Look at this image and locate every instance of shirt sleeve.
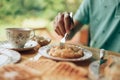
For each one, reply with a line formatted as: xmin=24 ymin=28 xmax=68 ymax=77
xmin=74 ymin=0 xmax=90 ymax=24
xmin=67 ymin=0 xmax=90 ymax=40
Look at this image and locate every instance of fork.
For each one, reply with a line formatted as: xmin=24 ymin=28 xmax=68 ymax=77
xmin=100 ymin=49 xmax=106 ymax=65
xmin=60 ymin=33 xmax=68 ymax=46
xmin=60 ymin=12 xmax=73 ymax=46
xmin=100 ymin=49 xmax=105 ymax=59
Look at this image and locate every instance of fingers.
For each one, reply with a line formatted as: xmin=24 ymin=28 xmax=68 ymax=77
xmin=54 ymin=13 xmax=65 ymax=36
xmin=64 ymin=12 xmax=71 ymax=33
xmin=54 ymin=12 xmax=65 ymax=36
xmin=53 ymin=12 xmax=74 ymax=36
xmin=57 ymin=13 xmax=66 ymax=36
xmin=54 ymin=14 xmax=60 ymax=35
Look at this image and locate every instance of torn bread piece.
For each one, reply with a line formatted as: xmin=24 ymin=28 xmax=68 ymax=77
xmin=42 ymin=62 xmax=88 ymax=80
xmin=0 ymin=64 xmax=41 ymax=80
xmin=22 ymin=59 xmax=57 ymax=74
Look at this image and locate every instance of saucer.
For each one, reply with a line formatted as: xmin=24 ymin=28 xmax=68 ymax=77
xmin=0 ymin=40 xmax=38 ymax=51
xmin=0 ymin=48 xmax=21 ymax=66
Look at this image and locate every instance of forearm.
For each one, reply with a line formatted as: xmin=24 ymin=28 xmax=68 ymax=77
xmin=67 ymin=19 xmax=83 ymax=40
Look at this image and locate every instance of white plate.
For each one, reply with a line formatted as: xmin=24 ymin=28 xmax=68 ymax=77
xmin=0 ymin=40 xmax=38 ymax=51
xmin=38 ymin=44 xmax=93 ymax=61
xmin=0 ymin=48 xmax=21 ymax=66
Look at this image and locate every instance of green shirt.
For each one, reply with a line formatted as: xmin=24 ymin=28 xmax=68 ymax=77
xmin=73 ymin=0 xmax=120 ymax=53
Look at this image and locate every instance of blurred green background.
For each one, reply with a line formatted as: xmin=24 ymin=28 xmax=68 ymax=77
xmin=0 ymin=0 xmax=82 ymax=41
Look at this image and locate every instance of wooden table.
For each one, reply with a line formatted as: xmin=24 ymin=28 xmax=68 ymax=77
xmin=18 ymin=41 xmax=120 ymax=80
xmin=19 ymin=41 xmax=120 ymax=68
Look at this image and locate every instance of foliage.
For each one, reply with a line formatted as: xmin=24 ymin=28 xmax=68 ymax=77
xmin=0 ymin=0 xmax=82 ymax=41
xmin=0 ymin=0 xmax=82 ymax=21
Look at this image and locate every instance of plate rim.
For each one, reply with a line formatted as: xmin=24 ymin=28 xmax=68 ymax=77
xmin=0 ymin=40 xmax=38 ymax=51
xmin=38 ymin=44 xmax=93 ymax=61
xmin=0 ymin=48 xmax=21 ymax=66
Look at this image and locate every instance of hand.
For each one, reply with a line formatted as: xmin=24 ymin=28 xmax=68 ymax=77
xmin=53 ymin=12 xmax=74 ymax=37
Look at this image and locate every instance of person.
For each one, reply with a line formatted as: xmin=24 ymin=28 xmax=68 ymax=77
xmin=53 ymin=0 xmax=120 ymax=53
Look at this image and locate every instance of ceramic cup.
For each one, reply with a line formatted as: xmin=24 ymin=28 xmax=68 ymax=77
xmin=6 ymin=28 xmax=34 ymax=48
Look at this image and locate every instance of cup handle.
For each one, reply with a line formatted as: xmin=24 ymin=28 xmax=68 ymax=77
xmin=30 ymin=29 xmax=35 ymax=39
